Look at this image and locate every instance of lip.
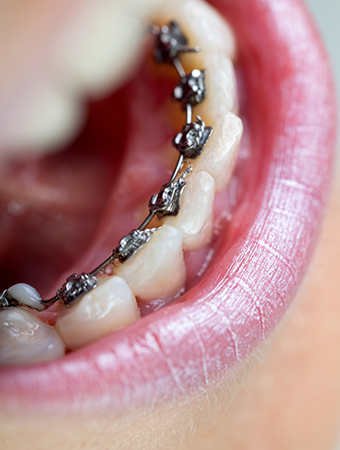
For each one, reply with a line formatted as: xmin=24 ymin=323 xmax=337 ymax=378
xmin=0 ymin=0 xmax=336 ymax=414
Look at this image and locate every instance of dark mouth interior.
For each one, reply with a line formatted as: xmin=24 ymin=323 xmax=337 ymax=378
xmin=0 ymin=47 xmax=252 ymax=304
xmin=0 ymin=85 xmax=130 ymax=296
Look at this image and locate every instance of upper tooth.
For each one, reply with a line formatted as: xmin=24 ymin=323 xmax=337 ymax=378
xmin=52 ymin=2 xmax=142 ymax=97
xmin=0 ymin=0 xmax=167 ymax=156
xmin=52 ymin=0 xmax=169 ymax=97
xmin=116 ymin=224 xmax=185 ymax=302
xmin=56 ymin=275 xmax=139 ymax=351
xmin=0 ymin=83 xmax=83 ymax=157
xmin=165 ymin=171 xmax=215 ymax=250
xmin=0 ymin=308 xmax=65 ymax=365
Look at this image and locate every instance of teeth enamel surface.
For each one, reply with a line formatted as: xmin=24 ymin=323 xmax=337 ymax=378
xmin=7 ymin=283 xmax=44 ymax=311
xmin=202 ymin=51 xmax=238 ymax=115
xmin=53 ymin=0 xmax=168 ymax=97
xmin=56 ymin=276 xmax=139 ymax=351
xmin=158 ymin=0 xmax=242 ymax=191
xmin=0 ymin=308 xmax=65 ymax=365
xmin=21 ymin=86 xmax=84 ymax=153
xmin=191 ymin=113 xmax=243 ymax=191
xmin=116 ymin=225 xmax=185 ymax=302
xmin=165 ymin=171 xmax=215 ymax=250
xmin=0 ymin=84 xmax=84 ymax=156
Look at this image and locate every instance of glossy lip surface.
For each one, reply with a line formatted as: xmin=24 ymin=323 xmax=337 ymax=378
xmin=0 ymin=0 xmax=336 ymax=414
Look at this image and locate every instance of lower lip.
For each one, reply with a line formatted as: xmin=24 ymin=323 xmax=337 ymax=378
xmin=0 ymin=0 xmax=336 ymax=414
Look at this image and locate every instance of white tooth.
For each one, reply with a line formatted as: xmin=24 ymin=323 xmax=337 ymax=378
xmin=191 ymin=112 xmax=243 ymax=192
xmin=0 ymin=0 xmax=167 ymax=155
xmin=53 ymin=0 xmax=167 ymax=96
xmin=116 ymin=225 xmax=185 ymax=302
xmin=165 ymin=171 xmax=215 ymax=250
xmin=0 ymin=84 xmax=83 ymax=157
xmin=159 ymin=0 xmax=242 ymax=190
xmin=158 ymin=0 xmax=236 ymax=59
xmin=7 ymin=283 xmax=44 ymax=311
xmin=0 ymin=308 xmax=65 ymax=365
xmin=202 ymin=51 xmax=238 ymax=115
xmin=56 ymin=276 xmax=139 ymax=351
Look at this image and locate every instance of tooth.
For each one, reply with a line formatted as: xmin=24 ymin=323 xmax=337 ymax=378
xmin=53 ymin=0 xmax=167 ymax=96
xmin=165 ymin=171 xmax=215 ymax=250
xmin=56 ymin=275 xmax=139 ymax=351
xmin=0 ymin=84 xmax=83 ymax=157
xmin=201 ymin=51 xmax=238 ymax=115
xmin=0 ymin=308 xmax=65 ymax=365
xmin=191 ymin=113 xmax=243 ymax=191
xmin=7 ymin=283 xmax=44 ymax=311
xmin=158 ymin=0 xmax=242 ymax=191
xmin=116 ymin=225 xmax=185 ymax=302
xmin=0 ymin=0 xmax=168 ymax=155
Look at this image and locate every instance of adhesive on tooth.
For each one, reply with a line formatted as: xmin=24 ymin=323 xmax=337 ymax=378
xmin=56 ymin=273 xmax=98 ymax=307
xmin=173 ymin=116 xmax=212 ymax=159
xmin=114 ymin=229 xmax=158 ymax=263
xmin=173 ymin=69 xmax=206 ymax=108
xmin=149 ymin=167 xmax=192 ymax=218
xmin=152 ymin=20 xmax=200 ymax=63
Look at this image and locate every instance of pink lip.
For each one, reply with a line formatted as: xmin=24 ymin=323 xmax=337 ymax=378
xmin=0 ymin=0 xmax=336 ymax=413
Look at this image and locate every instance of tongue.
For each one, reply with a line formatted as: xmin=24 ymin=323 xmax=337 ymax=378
xmin=0 ymin=55 xmax=179 ymax=298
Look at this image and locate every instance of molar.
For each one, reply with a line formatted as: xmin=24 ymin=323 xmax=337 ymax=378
xmin=116 ymin=225 xmax=185 ymax=302
xmin=165 ymin=171 xmax=215 ymax=250
xmin=0 ymin=308 xmax=65 ymax=365
xmin=56 ymin=275 xmax=139 ymax=350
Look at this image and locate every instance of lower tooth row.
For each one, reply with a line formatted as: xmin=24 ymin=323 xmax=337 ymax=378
xmin=0 ymin=1 xmax=242 ymax=365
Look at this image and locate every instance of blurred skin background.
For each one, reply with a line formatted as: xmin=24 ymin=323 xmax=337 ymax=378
xmin=304 ymin=2 xmax=340 ymax=448
xmin=0 ymin=0 xmax=339 ymax=449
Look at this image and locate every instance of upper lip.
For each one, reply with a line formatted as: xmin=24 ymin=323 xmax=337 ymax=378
xmin=0 ymin=0 xmax=336 ymax=413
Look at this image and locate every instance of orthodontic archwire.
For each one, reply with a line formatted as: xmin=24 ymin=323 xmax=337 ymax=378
xmin=0 ymin=20 xmax=213 ymax=313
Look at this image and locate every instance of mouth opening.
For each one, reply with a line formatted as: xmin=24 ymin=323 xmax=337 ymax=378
xmin=0 ymin=0 xmax=336 ymax=415
xmin=0 ymin=85 xmax=129 ymax=296
xmin=0 ymin=36 xmax=248 ymax=308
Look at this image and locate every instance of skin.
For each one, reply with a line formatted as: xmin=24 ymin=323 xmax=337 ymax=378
xmin=0 ymin=0 xmax=339 ymax=449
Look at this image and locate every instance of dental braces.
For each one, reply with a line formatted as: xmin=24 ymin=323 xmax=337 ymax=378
xmin=0 ymin=20 xmax=212 ymax=312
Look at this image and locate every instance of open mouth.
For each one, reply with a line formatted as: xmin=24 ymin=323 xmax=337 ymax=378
xmin=0 ymin=0 xmax=336 ymax=420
